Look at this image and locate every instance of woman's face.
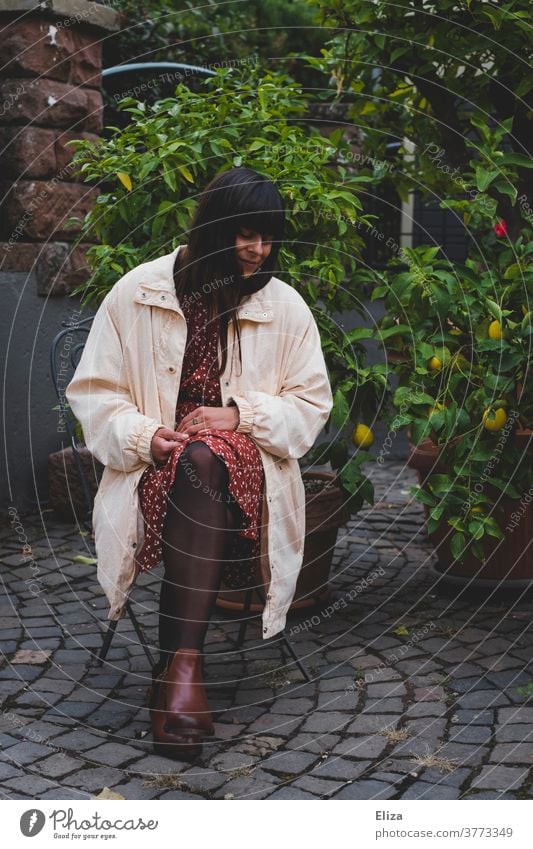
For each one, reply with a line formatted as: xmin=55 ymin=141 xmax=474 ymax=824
xmin=235 ymin=226 xmax=273 ymax=277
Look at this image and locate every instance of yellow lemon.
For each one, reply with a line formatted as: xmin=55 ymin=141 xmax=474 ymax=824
xmin=428 ymin=356 xmax=442 ymax=371
xmin=449 ymin=328 xmax=462 ymax=336
xmin=353 ymin=424 xmax=374 ymax=448
xmin=117 ymin=171 xmax=133 ymax=191
xmin=428 ymin=403 xmax=445 ymax=417
xmin=482 ymin=407 xmax=507 ymax=431
xmin=488 ymin=319 xmax=502 ymax=340
xmin=469 ymin=506 xmax=483 ymax=516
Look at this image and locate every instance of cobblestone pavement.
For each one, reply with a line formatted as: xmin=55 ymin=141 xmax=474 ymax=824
xmin=1 ymin=460 xmax=533 ymax=801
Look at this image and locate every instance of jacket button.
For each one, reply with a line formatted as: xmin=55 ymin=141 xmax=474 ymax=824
xmin=141 ymin=293 xmax=146 ymax=298
xmin=225 ymin=380 xmax=229 ymax=386
xmin=161 ymin=295 xmax=166 ymax=300
xmin=168 ymin=366 xmax=176 ymax=373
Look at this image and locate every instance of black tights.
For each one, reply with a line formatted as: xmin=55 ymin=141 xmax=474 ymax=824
xmin=158 ymin=442 xmax=241 ymax=668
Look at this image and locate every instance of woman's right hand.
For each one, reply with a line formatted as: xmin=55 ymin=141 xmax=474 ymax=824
xmin=150 ymin=426 xmax=189 ymax=465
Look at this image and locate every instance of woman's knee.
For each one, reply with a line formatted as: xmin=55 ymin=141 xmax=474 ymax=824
xmin=176 ymin=441 xmax=227 ymax=489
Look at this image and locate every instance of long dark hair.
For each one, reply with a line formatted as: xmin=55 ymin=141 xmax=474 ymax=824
xmin=174 ymin=166 xmax=285 ymax=377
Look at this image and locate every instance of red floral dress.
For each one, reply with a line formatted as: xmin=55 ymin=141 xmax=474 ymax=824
xmin=136 ymin=292 xmax=265 ymax=577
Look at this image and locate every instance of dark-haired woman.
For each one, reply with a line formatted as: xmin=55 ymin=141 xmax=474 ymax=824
xmin=66 ymin=167 xmax=333 ymax=760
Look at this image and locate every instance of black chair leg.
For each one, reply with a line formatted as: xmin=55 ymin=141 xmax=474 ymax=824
xmin=237 ymin=588 xmax=254 ymax=647
xmin=95 ymin=604 xmax=155 ymax=668
xmin=126 ymin=600 xmax=156 ymax=667
xmin=280 ymin=632 xmax=312 ymax=682
xmin=95 ymin=619 xmax=118 ymax=667
xmin=253 ymin=586 xmax=312 ymax=682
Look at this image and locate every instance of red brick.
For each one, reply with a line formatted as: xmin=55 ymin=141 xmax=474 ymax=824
xmin=0 ymin=18 xmax=102 ymax=88
xmin=0 ymin=126 xmax=56 ymax=178
xmin=0 ymin=240 xmax=93 ymax=295
xmin=0 ymin=127 xmax=98 ymax=179
xmin=0 ymin=179 xmax=98 ymax=240
xmin=55 ymin=130 xmax=99 ymax=176
xmin=0 ymin=240 xmax=41 ymax=270
xmin=36 ymin=241 xmax=93 ymax=296
xmin=0 ymin=78 xmax=103 ymax=132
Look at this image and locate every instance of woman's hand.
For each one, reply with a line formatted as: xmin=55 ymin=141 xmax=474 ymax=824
xmin=179 ymin=405 xmax=240 ymax=436
xmin=150 ymin=426 xmax=189 ymax=465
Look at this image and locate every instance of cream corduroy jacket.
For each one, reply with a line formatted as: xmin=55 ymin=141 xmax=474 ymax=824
xmin=66 ymin=247 xmax=333 ymax=638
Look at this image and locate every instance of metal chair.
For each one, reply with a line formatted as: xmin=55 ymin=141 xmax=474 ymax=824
xmin=50 ymin=317 xmax=157 ymax=667
xmin=50 ymin=318 xmax=311 ymax=681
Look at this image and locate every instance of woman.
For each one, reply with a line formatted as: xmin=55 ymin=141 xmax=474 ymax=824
xmin=66 ymin=166 xmax=333 ymax=760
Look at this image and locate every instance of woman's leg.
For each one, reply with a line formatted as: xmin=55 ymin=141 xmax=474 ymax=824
xmin=158 ymin=441 xmax=241 ymax=667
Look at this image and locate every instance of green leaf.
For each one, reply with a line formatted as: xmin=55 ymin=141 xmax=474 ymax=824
xmin=450 ymin=533 xmax=466 ymax=561
xmin=331 ymin=388 xmax=350 ymax=429
xmin=430 ymin=505 xmax=445 ymax=522
xmin=411 ymin=418 xmax=432 ymax=445
xmin=486 ymin=299 xmax=502 ymax=321
xmin=378 ymin=324 xmax=411 ymax=340
xmin=412 ymin=486 xmax=436 ymax=507
xmin=73 ymin=555 xmax=98 ymax=565
xmin=491 ymin=180 xmax=518 ymax=202
xmin=474 ymin=167 xmax=499 ymax=192
xmin=177 ymin=164 xmax=194 ymax=183
xmin=499 ymin=154 xmax=533 ymax=169
xmin=346 ymin=327 xmax=374 ymax=343
xmin=468 ymin=520 xmax=485 ymax=540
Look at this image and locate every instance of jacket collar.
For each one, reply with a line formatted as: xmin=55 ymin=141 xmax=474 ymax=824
xmin=133 ymin=246 xmax=274 ymax=322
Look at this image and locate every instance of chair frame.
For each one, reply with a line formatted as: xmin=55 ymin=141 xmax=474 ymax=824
xmin=50 ymin=318 xmax=311 ymax=682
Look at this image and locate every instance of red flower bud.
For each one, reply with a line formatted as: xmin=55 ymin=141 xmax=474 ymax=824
xmin=494 ymin=219 xmax=507 ymax=237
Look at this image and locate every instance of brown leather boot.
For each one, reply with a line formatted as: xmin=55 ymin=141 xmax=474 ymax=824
xmin=150 ymin=649 xmax=213 ymax=760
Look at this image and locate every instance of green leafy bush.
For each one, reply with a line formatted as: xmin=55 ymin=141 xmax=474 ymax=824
xmin=309 ymin=0 xmax=533 ymax=563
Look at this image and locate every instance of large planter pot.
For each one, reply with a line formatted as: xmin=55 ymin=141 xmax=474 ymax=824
xmin=48 ymin=446 xmax=104 ymax=523
xmin=407 ymin=429 xmax=533 ymax=585
xmin=216 ymin=470 xmax=352 ymax=612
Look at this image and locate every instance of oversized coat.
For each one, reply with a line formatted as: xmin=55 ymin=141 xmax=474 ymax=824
xmin=65 ymin=246 xmax=333 ymax=638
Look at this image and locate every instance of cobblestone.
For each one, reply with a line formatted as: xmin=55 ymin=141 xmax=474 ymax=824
xmin=1 ymin=742 xmax=55 ymax=764
xmin=471 ymin=765 xmax=528 ymax=791
xmin=67 ymin=767 xmax=126 ymax=791
xmin=401 ymin=781 xmax=460 ymax=799
xmin=266 ymin=786 xmax=316 ymax=799
xmin=490 ymin=743 xmax=533 ymax=765
xmin=285 ymin=733 xmax=341 ymax=754
xmin=262 ymin=751 xmax=318 ymax=774
xmin=293 ymin=774 xmax=344 ymax=797
xmin=4 ymin=775 xmax=56 ymax=795
xmin=82 ymin=742 xmax=145 ymax=767
xmin=311 ymin=757 xmax=370 ymax=781
xmin=2 ymin=459 xmax=533 ymax=799
xmin=301 ymin=711 xmax=352 ymax=733
xmin=333 ymin=735 xmax=389 ymax=759
xmin=333 ymin=779 xmax=396 ymax=799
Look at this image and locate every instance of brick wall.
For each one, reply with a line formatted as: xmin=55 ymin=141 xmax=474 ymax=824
xmin=0 ymin=0 xmax=119 ymax=294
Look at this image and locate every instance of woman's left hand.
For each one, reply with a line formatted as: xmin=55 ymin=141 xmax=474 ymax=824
xmin=179 ymin=405 xmax=240 ymax=435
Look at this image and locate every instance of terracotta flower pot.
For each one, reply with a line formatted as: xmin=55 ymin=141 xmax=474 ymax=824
xmin=216 ymin=470 xmax=352 ymax=612
xmin=407 ymin=429 xmax=533 ymax=585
